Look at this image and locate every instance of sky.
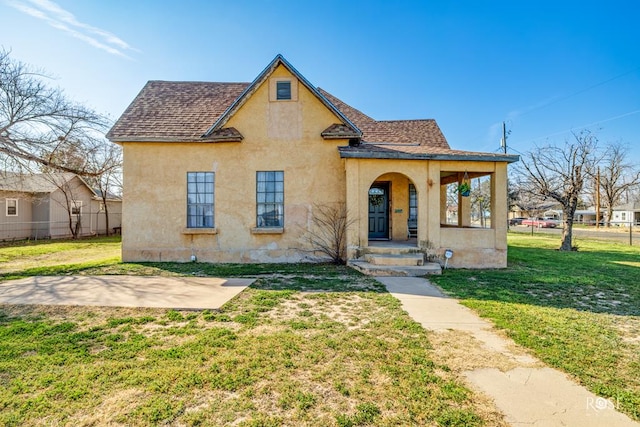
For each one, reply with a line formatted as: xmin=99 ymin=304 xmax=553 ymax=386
xmin=1 ymin=0 xmax=639 ymax=162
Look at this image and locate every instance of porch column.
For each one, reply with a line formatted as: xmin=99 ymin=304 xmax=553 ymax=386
xmin=415 ymin=166 xmax=429 ymax=246
xmin=493 ymin=163 xmax=508 ymax=250
xmin=344 ymin=158 xmax=362 ymax=260
xmin=427 ymin=161 xmax=441 ymax=248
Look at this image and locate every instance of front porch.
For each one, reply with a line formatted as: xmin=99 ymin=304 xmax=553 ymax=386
xmin=343 ymin=156 xmax=513 ymax=269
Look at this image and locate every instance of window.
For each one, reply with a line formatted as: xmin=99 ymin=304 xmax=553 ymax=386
xmin=621 ymin=212 xmax=627 ymax=221
xmin=276 ymin=81 xmax=291 ymax=100
xmin=257 ymin=171 xmax=284 ymax=227
xmin=408 ymin=184 xmax=417 ymax=221
xmin=71 ymin=200 xmax=82 ymax=215
xmin=6 ymin=198 xmax=17 ymax=216
xmin=187 ymin=172 xmax=214 ymax=228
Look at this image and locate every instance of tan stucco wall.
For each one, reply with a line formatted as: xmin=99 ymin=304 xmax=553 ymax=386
xmin=121 ymin=64 xmax=348 ymax=262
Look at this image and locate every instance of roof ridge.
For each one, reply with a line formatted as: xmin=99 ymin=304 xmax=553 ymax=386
xmin=147 ymin=80 xmax=250 ymax=85
xmin=375 ymin=118 xmax=436 ymax=123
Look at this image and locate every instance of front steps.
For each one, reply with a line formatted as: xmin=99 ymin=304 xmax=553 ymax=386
xmin=348 ymin=244 xmax=442 ymax=276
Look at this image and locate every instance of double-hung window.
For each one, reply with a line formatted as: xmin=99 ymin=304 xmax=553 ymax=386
xmin=187 ymin=172 xmax=214 ymax=228
xmin=6 ymin=199 xmax=17 ymax=216
xmin=256 ymin=171 xmax=284 ymax=227
xmin=71 ymin=200 xmax=82 ymax=215
xmin=408 ymin=184 xmax=417 ymax=222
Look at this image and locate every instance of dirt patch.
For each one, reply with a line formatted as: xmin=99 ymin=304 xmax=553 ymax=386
xmin=74 ymin=388 xmax=148 ymax=426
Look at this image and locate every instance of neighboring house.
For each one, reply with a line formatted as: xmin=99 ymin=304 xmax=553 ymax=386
xmin=0 ymin=172 xmax=122 ymax=240
xmin=107 ymin=55 xmax=518 ymax=268
xmin=611 ymin=202 xmax=640 ymax=226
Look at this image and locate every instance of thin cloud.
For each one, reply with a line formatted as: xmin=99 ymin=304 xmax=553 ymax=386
xmin=6 ymin=0 xmax=138 ymax=58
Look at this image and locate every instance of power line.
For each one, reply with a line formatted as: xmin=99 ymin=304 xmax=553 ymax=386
xmin=508 ymin=109 xmax=640 ymax=147
xmin=513 ymin=66 xmax=640 ymax=119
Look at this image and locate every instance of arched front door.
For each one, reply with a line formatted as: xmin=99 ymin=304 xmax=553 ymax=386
xmin=368 ymin=183 xmax=389 ymax=239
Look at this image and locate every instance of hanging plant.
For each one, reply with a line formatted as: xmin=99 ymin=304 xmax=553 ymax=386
xmin=456 ymin=172 xmax=471 ymax=197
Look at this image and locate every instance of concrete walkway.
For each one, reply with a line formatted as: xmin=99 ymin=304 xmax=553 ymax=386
xmin=0 ymin=276 xmax=253 ymax=309
xmin=378 ymin=276 xmax=638 ymax=427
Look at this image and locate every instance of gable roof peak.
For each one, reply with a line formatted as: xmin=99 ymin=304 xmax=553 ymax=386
xmin=202 ymin=54 xmax=361 ymax=138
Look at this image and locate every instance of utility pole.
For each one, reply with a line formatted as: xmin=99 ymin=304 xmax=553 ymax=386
xmin=501 ymin=121 xmax=507 ymax=154
xmin=595 ymin=167 xmax=600 ymax=229
xmin=503 ymin=121 xmax=509 ymax=229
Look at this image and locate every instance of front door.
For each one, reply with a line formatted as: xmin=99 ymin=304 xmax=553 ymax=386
xmin=368 ymin=183 xmax=389 ymax=239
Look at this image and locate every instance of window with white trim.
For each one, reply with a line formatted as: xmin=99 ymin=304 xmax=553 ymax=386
xmin=71 ymin=200 xmax=83 ymax=215
xmin=187 ymin=172 xmax=215 ymax=228
xmin=6 ymin=198 xmax=17 ymax=216
xmin=256 ymin=171 xmax=284 ymax=227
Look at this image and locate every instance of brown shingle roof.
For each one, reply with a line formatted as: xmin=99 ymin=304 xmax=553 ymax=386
xmin=107 ymin=81 xmax=249 ymax=142
xmin=318 ymin=89 xmax=451 ymax=150
xmin=105 ymin=62 xmax=517 ymax=164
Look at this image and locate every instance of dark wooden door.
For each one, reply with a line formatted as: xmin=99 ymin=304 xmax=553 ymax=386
xmin=368 ymin=183 xmax=389 ymax=239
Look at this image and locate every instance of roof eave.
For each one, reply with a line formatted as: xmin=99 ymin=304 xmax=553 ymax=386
xmin=338 ymin=149 xmax=520 ymax=163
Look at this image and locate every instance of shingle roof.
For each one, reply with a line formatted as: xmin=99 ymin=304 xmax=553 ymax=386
xmin=107 ymin=81 xmax=249 ymax=142
xmin=106 ymin=56 xmax=518 ymax=163
xmin=0 ymin=172 xmax=85 ymax=193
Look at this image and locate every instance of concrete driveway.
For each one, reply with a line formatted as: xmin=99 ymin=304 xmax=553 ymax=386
xmin=0 ymin=275 xmax=253 ymax=309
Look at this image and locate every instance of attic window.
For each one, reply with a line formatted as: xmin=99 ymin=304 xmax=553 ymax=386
xmin=276 ymin=81 xmax=291 ymax=100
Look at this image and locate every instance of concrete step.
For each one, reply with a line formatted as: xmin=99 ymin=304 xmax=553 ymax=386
xmin=362 ymin=245 xmax=421 ymax=255
xmin=348 ymin=260 xmax=442 ymax=276
xmin=364 ymin=253 xmax=424 ymax=266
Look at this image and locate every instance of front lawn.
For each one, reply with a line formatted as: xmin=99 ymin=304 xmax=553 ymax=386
xmin=432 ymin=234 xmax=640 ymax=421
xmin=0 ymin=265 xmax=495 ymax=426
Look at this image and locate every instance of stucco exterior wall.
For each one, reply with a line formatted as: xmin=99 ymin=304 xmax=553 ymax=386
xmin=121 ymin=65 xmax=348 ymax=262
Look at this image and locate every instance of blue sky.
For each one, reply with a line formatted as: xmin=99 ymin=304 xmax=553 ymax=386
xmin=1 ymin=0 xmax=639 ymax=161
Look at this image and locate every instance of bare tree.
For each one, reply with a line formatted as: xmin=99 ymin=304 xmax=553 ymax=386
xmin=517 ymin=130 xmax=599 ymax=251
xmin=40 ymin=173 xmax=86 ymax=239
xmin=595 ymin=142 xmax=640 ymax=226
xmin=84 ymin=142 xmax=122 ymax=235
xmin=0 ymin=49 xmax=109 ymax=174
xmin=307 ymin=203 xmax=355 ymax=264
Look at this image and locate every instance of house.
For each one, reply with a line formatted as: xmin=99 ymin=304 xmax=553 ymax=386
xmin=0 ymin=172 xmax=122 ymax=240
xmin=611 ymin=202 xmax=640 ymax=226
xmin=107 ymin=55 xmax=518 ymax=268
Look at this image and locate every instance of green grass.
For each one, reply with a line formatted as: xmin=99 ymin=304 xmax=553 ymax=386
xmin=0 ymin=257 xmax=487 ymax=426
xmin=0 ymin=236 xmax=122 ymax=279
xmin=432 ymin=233 xmax=640 ymax=421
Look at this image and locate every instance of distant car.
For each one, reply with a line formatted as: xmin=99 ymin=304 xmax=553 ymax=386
xmin=509 ymin=217 xmax=527 ymax=226
xmin=522 ymin=217 xmax=558 ymax=228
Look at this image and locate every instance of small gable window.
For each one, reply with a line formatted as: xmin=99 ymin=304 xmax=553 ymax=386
xmin=276 ymin=81 xmax=291 ymax=100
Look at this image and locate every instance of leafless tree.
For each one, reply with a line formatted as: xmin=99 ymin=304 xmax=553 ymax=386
xmin=593 ymin=142 xmax=640 ymax=226
xmin=0 ymin=49 xmax=109 ymax=174
xmin=307 ymin=203 xmax=355 ymax=264
xmin=517 ymin=130 xmax=599 ymax=251
xmin=40 ymin=173 xmax=86 ymax=239
xmin=84 ymin=142 xmax=122 ymax=235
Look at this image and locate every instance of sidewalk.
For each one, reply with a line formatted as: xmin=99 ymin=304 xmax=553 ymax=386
xmin=377 ymin=276 xmax=638 ymax=427
xmin=0 ymin=275 xmax=253 ymax=309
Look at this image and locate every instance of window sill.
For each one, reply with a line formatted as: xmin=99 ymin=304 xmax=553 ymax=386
xmin=251 ymin=227 xmax=284 ymax=235
xmin=182 ymin=228 xmax=218 ymax=235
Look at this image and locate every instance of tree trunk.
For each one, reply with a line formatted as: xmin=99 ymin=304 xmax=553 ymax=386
xmin=560 ymin=216 xmax=574 ymax=250
xmin=606 ymin=206 xmax=613 ymax=227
